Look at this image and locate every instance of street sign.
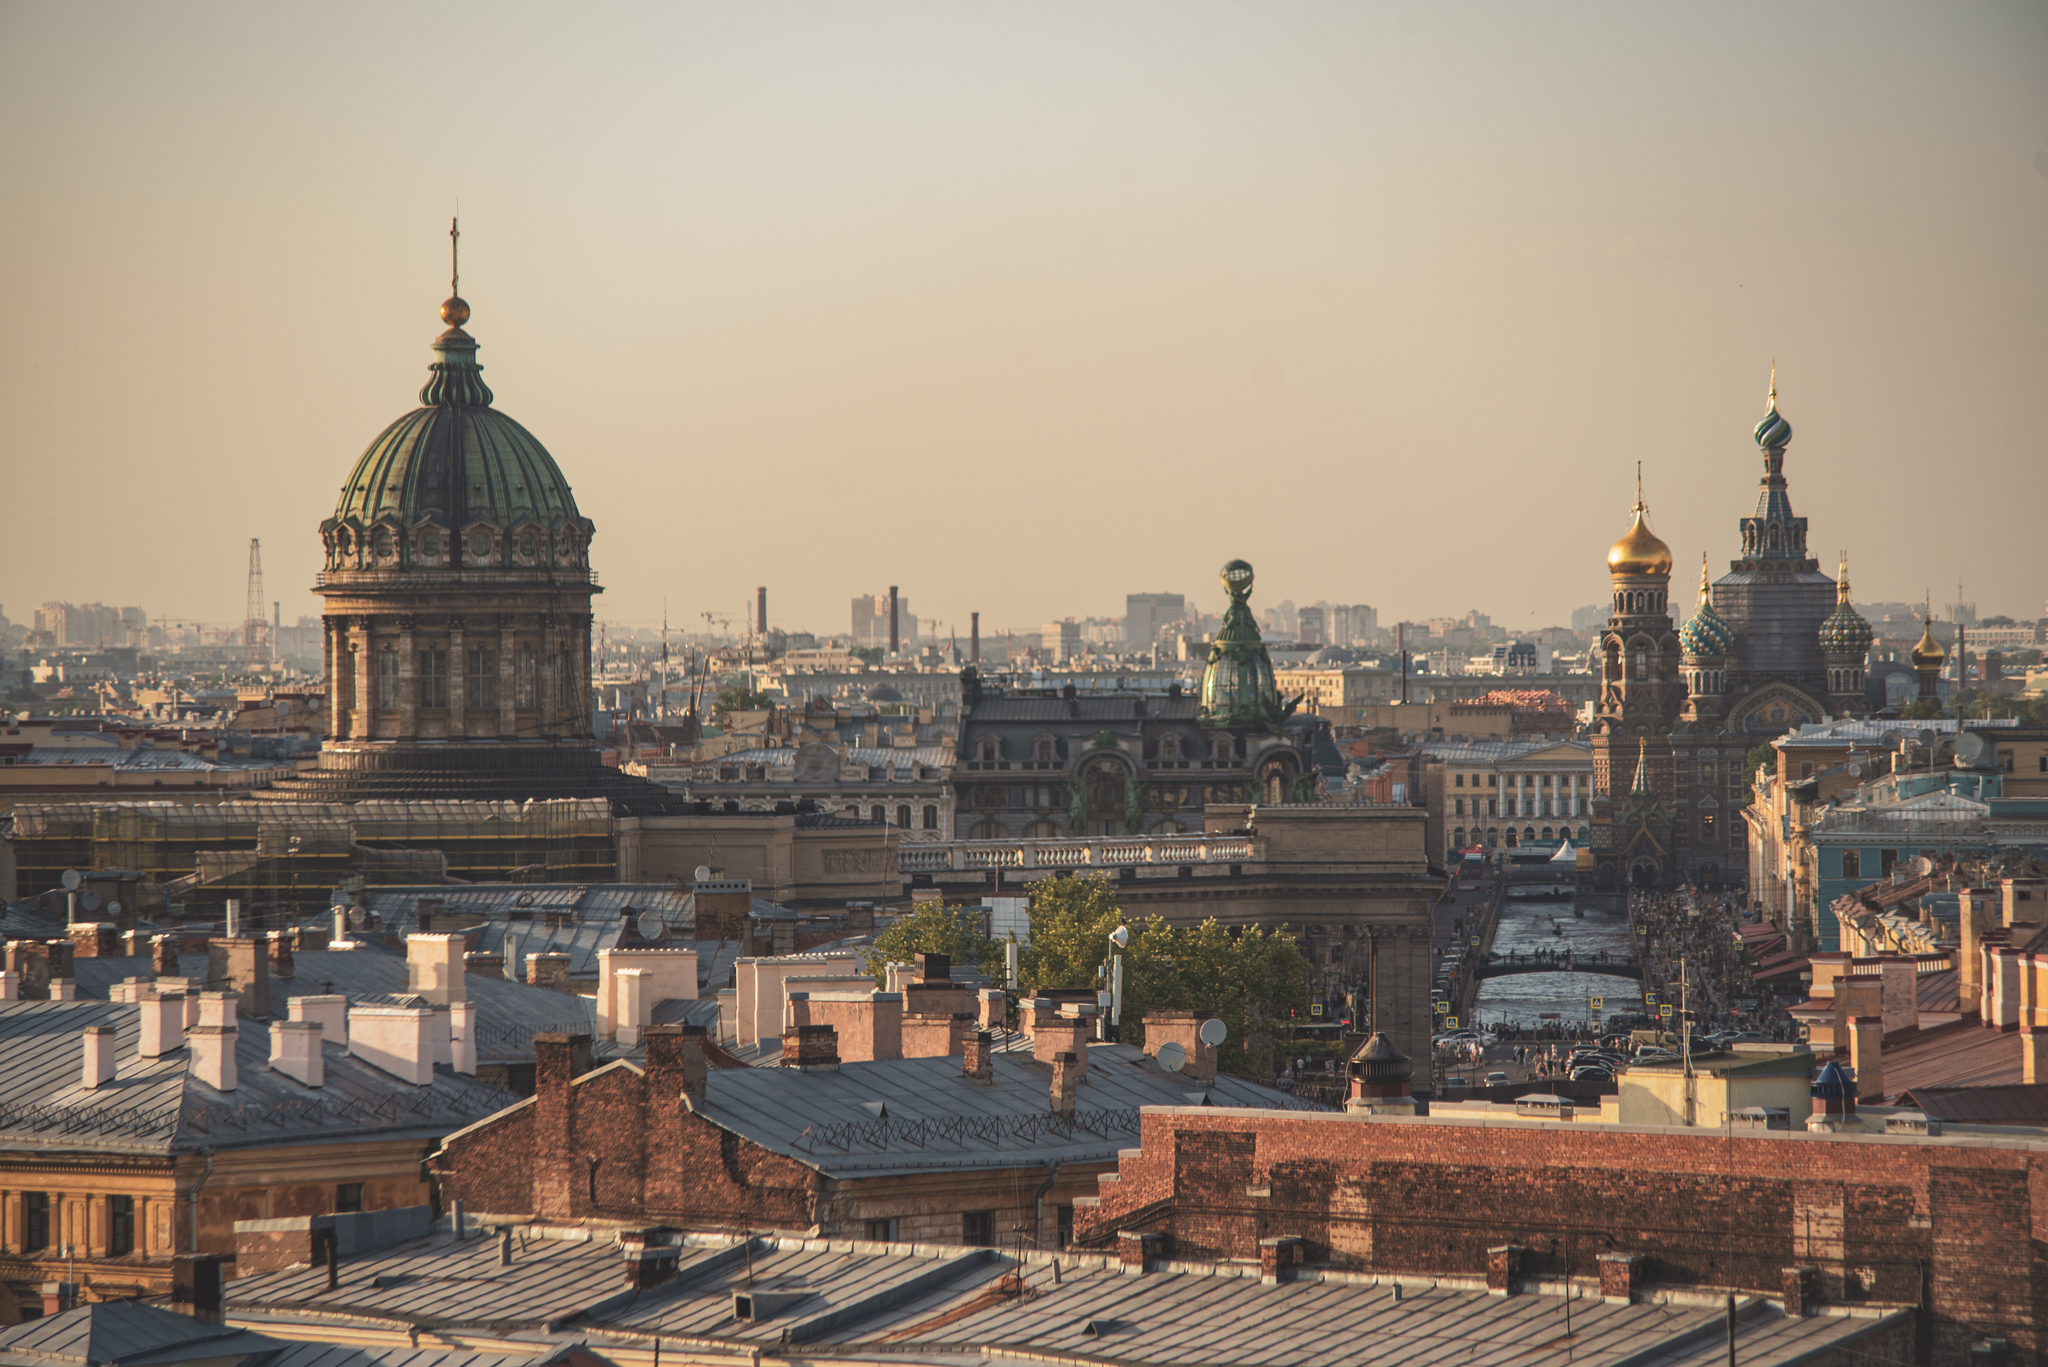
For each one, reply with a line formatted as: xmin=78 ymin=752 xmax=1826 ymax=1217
xmin=1659 ymin=1005 xmax=1673 ymax=1018
xmin=1447 ymin=1017 xmax=1460 ymax=1028
xmin=1590 ymin=997 xmax=1604 ymax=1011
xmin=1645 ymin=993 xmax=1657 ymax=1005
xmin=1310 ymin=1002 xmax=1324 ymax=1018
xmin=1469 ymin=936 xmax=1479 ymax=947
xmin=1435 ymin=1000 xmax=1449 ymax=1014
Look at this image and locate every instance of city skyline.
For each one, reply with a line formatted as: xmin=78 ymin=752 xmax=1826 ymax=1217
xmin=3 ymin=4 xmax=2045 ymax=633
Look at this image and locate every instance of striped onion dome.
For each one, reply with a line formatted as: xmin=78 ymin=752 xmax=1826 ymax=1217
xmin=1678 ymin=555 xmax=1734 ymax=659
xmin=1754 ymin=368 xmax=1792 ymax=450
xmin=1819 ymin=556 xmax=1873 ymax=658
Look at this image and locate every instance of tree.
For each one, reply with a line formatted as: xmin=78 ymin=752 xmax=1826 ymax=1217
xmin=1016 ymin=875 xmax=1310 ymax=1078
xmin=1743 ymin=743 xmax=1776 ymax=797
xmin=866 ymin=902 xmax=1003 ymax=986
xmin=712 ymin=685 xmax=770 ymax=724
xmin=1901 ymin=697 xmax=1944 ymax=720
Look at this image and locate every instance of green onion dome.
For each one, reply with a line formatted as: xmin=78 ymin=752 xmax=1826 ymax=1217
xmin=1678 ymin=554 xmax=1734 ymax=659
xmin=1819 ymin=556 xmax=1874 ymax=659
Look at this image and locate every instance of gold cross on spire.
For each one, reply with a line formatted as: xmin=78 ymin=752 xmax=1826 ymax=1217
xmin=1767 ymin=359 xmax=1777 ymax=410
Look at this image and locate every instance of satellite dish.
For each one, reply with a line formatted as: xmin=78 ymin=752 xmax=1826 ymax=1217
xmin=82 ymin=892 xmax=101 ymax=912
xmin=105 ymin=900 xmax=120 ymax=916
xmin=1109 ymin=925 xmax=1129 ymax=949
xmin=1848 ymin=763 xmax=1863 ymax=777
xmin=1954 ymin=733 xmax=1991 ymax=768
xmin=1198 ymin=1018 xmax=1228 ymax=1048
xmin=1910 ymin=856 xmax=1934 ymax=876
xmin=636 ymin=911 xmax=664 ymax=941
xmin=693 ymin=865 xmax=714 ymax=882
xmin=1156 ymin=1041 xmax=1187 ymax=1073
xmin=61 ymin=870 xmax=81 ymax=891
xmin=1917 ymin=729 xmax=1936 ymax=748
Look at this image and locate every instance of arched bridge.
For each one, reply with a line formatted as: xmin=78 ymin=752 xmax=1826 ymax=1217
xmin=1472 ymin=959 xmax=1642 ymax=982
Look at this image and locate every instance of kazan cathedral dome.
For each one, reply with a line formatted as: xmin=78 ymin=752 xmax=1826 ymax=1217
xmin=1586 ymin=370 xmax=1872 ymax=894
xmin=259 ymin=239 xmax=680 ymax=812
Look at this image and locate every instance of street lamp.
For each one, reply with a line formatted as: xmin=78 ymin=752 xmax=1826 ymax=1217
xmin=1103 ymin=925 xmax=1129 ymax=1042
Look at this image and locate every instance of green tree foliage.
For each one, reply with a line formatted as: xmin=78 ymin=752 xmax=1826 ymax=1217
xmin=850 ymin=647 xmax=883 ymax=666
xmin=1743 ymin=743 xmax=1777 ymax=797
xmin=711 ymin=685 xmax=770 ymax=724
xmin=1900 ymin=697 xmax=1944 ymax=720
xmin=1951 ymin=689 xmax=2048 ymax=723
xmin=866 ymin=902 xmax=1003 ymax=986
xmin=1016 ymin=875 xmax=1310 ymax=1078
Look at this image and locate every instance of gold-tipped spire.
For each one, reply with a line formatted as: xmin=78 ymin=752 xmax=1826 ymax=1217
xmin=1698 ymin=552 xmax=1711 ymax=603
xmin=440 ymin=216 xmax=470 ymax=329
xmin=1767 ymin=359 xmax=1777 ymax=411
xmin=1837 ymin=550 xmax=1851 ymax=604
xmin=1607 ymin=465 xmax=1674 ymax=577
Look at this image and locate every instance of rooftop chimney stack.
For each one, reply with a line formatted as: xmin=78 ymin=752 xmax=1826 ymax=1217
xmin=407 ymin=933 xmax=468 ymax=1005
xmin=451 ymin=1001 xmax=476 ymax=1075
xmin=964 ymin=1029 xmax=993 ymax=1085
xmin=270 ymin=1019 xmax=324 ymax=1088
xmin=782 ymin=1023 xmax=841 ymax=1072
xmin=1051 ymin=1051 xmax=1079 ymax=1117
xmin=646 ymin=1023 xmax=709 ymax=1103
xmin=289 ymin=994 xmax=348 ymax=1047
xmin=189 ymin=993 xmax=239 ymax=1092
xmin=82 ymin=1025 xmax=117 ymax=1088
xmin=348 ymin=1005 xmax=434 ymax=1086
xmin=1848 ymin=1015 xmax=1884 ymax=1102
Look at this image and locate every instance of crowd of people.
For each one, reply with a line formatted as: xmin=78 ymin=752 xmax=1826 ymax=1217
xmin=1628 ymin=886 xmax=1793 ymax=1041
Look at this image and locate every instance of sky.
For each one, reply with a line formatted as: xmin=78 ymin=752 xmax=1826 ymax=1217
xmin=3 ymin=2 xmax=2045 ymax=641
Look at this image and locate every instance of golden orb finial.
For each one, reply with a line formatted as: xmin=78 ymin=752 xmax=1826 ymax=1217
xmin=440 ymin=296 xmax=470 ymax=327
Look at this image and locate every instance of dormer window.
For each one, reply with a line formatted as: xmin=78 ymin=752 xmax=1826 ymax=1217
xmin=1034 ymin=738 xmax=1055 ymax=763
xmin=1158 ymin=735 xmax=1179 ymax=762
xmin=978 ymin=737 xmax=998 ymax=763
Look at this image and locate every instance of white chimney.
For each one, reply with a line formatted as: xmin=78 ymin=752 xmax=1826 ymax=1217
xmin=225 ymin=898 xmax=240 ymax=939
xmin=289 ymin=993 xmax=348 ymax=1047
xmin=502 ymin=931 xmax=522 ymax=982
xmin=157 ymin=978 xmax=200 ymax=1027
xmin=270 ymin=1020 xmax=323 ymax=1088
xmin=139 ymin=990 xmax=186 ymax=1058
xmin=196 ymin=991 xmax=236 ymax=1030
xmin=190 ymin=1023 xmax=238 ymax=1092
xmin=348 ymin=1005 xmax=433 ymax=1086
xmin=406 ymin=933 xmax=467 ymax=1005
xmin=450 ymin=1001 xmax=476 ymax=1076
xmin=617 ymin=968 xmax=652 ymax=1048
xmin=333 ymin=905 xmax=350 ymax=942
xmin=431 ymin=1005 xmax=452 ymax=1065
xmin=82 ymin=1026 xmax=117 ymax=1088
xmin=0 ymin=971 xmax=17 ymax=1000
xmin=51 ymin=979 xmax=76 ymax=1000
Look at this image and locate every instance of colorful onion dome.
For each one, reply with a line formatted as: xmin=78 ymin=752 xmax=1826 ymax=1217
xmin=1753 ymin=364 xmax=1792 ymax=450
xmin=1679 ymin=555 xmax=1734 ymax=658
xmin=1819 ymin=554 xmax=1874 ymax=658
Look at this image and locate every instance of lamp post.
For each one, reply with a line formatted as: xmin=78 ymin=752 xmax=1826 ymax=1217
xmin=1106 ymin=925 xmax=1129 ymax=1042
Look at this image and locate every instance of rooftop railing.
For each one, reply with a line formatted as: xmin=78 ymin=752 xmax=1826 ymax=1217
xmin=897 ymin=833 xmax=1258 ymax=874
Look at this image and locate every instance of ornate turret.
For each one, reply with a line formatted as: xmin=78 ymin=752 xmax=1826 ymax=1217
xmin=1735 ymin=365 xmax=1814 ymax=569
xmin=1198 ymin=560 xmax=1283 ymax=731
xmin=1820 ymin=553 xmax=1873 ymax=702
xmin=1910 ymin=608 xmax=1947 ymax=710
xmin=1679 ymin=555 xmax=1732 ymax=723
xmin=1596 ymin=468 xmax=1684 ymax=732
xmin=1343 ymin=1032 xmax=1415 ymax=1116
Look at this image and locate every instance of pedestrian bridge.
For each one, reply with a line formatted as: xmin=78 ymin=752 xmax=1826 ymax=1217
xmin=1472 ymin=959 xmax=1642 ymax=982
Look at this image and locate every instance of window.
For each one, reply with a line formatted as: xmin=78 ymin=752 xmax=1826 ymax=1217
xmin=468 ymin=648 xmax=497 ymax=708
xmin=1453 ymin=798 xmax=1465 ymax=817
xmin=1701 ymin=813 xmax=1716 ymax=843
xmin=336 ymin=1184 xmax=364 ymax=1214
xmin=1880 ymin=849 xmax=1898 ymax=877
xmin=376 ymin=648 xmax=400 ymax=709
xmin=1487 ymin=775 xmax=1498 ymax=787
xmin=1487 ymin=798 xmax=1498 ymax=817
xmin=23 ymin=1192 xmax=49 ymax=1252
xmin=418 ymin=648 xmax=447 ymax=709
xmin=1800 ymin=762 xmax=1813 ymax=779
xmin=1034 ymin=738 xmax=1055 ymax=763
xmin=896 ymin=804 xmax=912 ymax=828
xmin=979 ymin=738 xmax=998 ymax=763
xmin=865 ymin=1218 xmax=895 ymax=1242
xmin=1841 ymin=849 xmax=1861 ymax=880
xmin=922 ymin=805 xmax=938 ymax=830
xmin=1056 ymin=1205 xmax=1074 ymax=1249
xmin=515 ymin=649 xmax=538 ymax=708
xmin=871 ymin=805 xmax=885 ymax=824
xmin=962 ymin=1210 xmax=994 ymax=1246
xmin=108 ymin=1195 xmax=135 ymax=1257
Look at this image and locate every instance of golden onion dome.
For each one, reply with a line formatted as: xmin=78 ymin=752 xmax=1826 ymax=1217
xmin=1911 ymin=619 xmax=1947 ymax=667
xmin=1608 ymin=504 xmax=1674 ymax=577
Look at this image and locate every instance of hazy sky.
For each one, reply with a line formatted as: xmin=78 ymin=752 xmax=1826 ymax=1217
xmin=4 ymin=2 xmax=2045 ymax=640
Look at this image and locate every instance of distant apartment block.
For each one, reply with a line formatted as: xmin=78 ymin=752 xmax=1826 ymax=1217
xmin=1123 ymin=593 xmax=1185 ymax=651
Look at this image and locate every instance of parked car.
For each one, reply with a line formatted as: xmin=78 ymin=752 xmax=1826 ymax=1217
xmin=1484 ymin=1071 xmax=1510 ymax=1086
xmin=1443 ymin=1076 xmax=1471 ymax=1089
xmin=1569 ymin=1065 xmax=1614 ymax=1082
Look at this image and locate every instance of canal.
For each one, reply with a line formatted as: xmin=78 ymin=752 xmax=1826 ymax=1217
xmin=1471 ymin=892 xmax=1639 ymax=1034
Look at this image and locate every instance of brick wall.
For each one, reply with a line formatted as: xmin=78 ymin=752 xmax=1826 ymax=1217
xmin=1074 ymin=1110 xmax=2044 ymax=1363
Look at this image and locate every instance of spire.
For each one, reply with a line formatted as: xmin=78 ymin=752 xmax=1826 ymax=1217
xmin=1837 ymin=550 xmax=1852 ymax=605
xmin=439 ymin=216 xmax=471 ymax=332
xmin=1767 ymin=359 xmax=1777 ymax=411
xmin=1698 ymin=552 xmax=1711 ymax=604
xmin=1630 ymin=737 xmax=1653 ymax=796
xmin=422 ymin=219 xmax=491 ymax=407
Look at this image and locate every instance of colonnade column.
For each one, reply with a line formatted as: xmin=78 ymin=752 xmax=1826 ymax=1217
xmin=322 ymin=617 xmax=340 ymax=738
xmin=498 ymin=615 xmax=517 ymax=739
xmin=397 ymin=615 xmax=418 ymax=741
xmin=350 ymin=616 xmax=375 ymax=740
xmin=447 ymin=617 xmax=467 ymax=739
xmin=538 ymin=613 xmax=557 ymax=740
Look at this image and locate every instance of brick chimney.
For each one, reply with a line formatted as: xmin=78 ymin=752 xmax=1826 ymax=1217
xmin=1051 ymin=1050 xmax=1079 ymax=1116
xmin=189 ymin=992 xmax=239 ymax=1092
xmin=783 ymin=1023 xmax=840 ymax=1071
xmin=171 ymin=1254 xmax=224 ymax=1323
xmin=207 ymin=937 xmax=269 ymax=1019
xmin=139 ymin=989 xmax=185 ymax=1058
xmin=645 ymin=1023 xmax=709 ymax=1104
xmin=1142 ymin=1010 xmax=1218 ymax=1085
xmin=82 ymin=1025 xmax=117 ymax=1088
xmin=69 ymin=922 xmax=118 ymax=958
xmin=1848 ymin=1015 xmax=1884 ymax=1102
xmin=270 ymin=1019 xmax=324 ymax=1088
xmin=1344 ymin=1032 xmax=1415 ymax=1115
xmin=1031 ymin=1002 xmax=1093 ymax=1076
xmin=40 ymin=1281 xmax=78 ymax=1317
xmin=289 ymin=993 xmax=348 ymax=1047
xmin=151 ymin=934 xmax=180 ymax=975
xmin=788 ymin=990 xmax=904 ymax=1062
xmin=964 ymin=1029 xmax=993 ymax=1085
xmin=527 ymin=951 xmax=572 ymax=993
xmin=268 ymin=930 xmax=294 ymax=979
xmin=914 ymin=951 xmax=951 ymax=982
xmin=533 ymin=1032 xmax=594 ymax=1221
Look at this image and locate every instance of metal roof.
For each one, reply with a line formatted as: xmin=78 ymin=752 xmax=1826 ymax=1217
xmin=462 ymin=1044 xmax=1327 ymax=1179
xmin=0 ymin=999 xmax=516 ymax=1155
xmin=220 ymin=1225 xmax=1915 ymax=1367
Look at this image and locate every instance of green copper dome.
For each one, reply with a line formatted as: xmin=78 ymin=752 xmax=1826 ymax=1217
xmin=1819 ymin=555 xmax=1873 ymax=659
xmin=1198 ymin=559 xmax=1283 ymax=731
xmin=320 ymin=303 xmax=592 ymax=573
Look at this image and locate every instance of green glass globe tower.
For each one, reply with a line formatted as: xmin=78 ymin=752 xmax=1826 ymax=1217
xmin=1198 ymin=559 xmax=1285 ymax=732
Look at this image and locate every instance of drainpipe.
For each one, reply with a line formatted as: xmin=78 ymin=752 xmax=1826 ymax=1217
xmin=1033 ymin=1161 xmax=1062 ymax=1251
xmin=188 ymin=1149 xmax=215 ymax=1253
